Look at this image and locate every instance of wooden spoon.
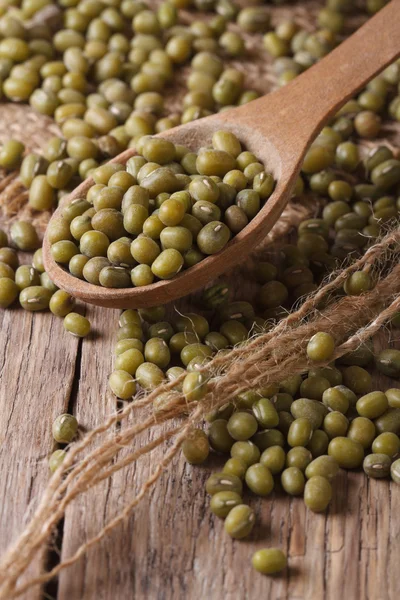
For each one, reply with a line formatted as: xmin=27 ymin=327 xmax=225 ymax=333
xmin=44 ymin=2 xmax=400 ymax=309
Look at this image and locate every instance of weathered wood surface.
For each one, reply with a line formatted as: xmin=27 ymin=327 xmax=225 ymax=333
xmin=0 ymin=293 xmax=79 ymax=599
xmin=0 ymin=1 xmax=399 ymax=597
xmin=0 ymin=253 xmax=399 ymax=600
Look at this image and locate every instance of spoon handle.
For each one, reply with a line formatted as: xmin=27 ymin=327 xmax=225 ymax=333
xmin=243 ymin=1 xmax=400 ymax=155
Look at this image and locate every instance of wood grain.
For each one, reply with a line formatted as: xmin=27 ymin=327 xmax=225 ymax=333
xmin=2 ymin=238 xmax=400 ymax=600
xmin=0 ymin=285 xmax=79 ymax=600
xmin=1 ymin=2 xmax=400 ymax=598
xmin=1 ymin=211 xmax=400 ymax=600
xmin=54 ymin=273 xmax=400 ymax=600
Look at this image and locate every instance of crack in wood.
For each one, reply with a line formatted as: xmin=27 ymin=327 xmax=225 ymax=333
xmin=43 ymin=339 xmax=83 ymax=600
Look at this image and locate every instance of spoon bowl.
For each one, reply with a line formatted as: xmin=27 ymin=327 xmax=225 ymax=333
xmin=43 ymin=114 xmax=290 ymax=309
xmin=43 ymin=2 xmax=400 ymax=308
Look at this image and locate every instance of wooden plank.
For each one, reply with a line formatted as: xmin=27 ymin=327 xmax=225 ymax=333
xmin=56 ymin=418 xmax=399 ymax=600
xmin=58 ymin=304 xmax=120 ymax=599
xmin=0 ymin=304 xmax=79 ymax=599
xmin=57 ymin=317 xmax=400 ymax=600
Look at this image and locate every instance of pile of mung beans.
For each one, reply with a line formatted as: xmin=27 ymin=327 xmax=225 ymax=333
xmin=48 ymin=130 xmax=276 ymax=285
xmin=0 ymin=0 xmax=398 ymax=577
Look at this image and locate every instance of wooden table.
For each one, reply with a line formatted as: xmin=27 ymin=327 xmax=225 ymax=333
xmin=0 ymin=2 xmax=399 ymax=597
xmin=1 ymin=252 xmax=399 ymax=600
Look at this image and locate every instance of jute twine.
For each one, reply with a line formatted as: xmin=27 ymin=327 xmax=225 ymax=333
xmin=0 ymin=1 xmax=399 ymax=597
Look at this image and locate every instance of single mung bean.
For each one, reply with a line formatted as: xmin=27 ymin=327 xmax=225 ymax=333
xmin=328 ymin=437 xmax=364 ymax=469
xmin=180 ymin=343 xmax=212 ymax=367
xmin=135 ymin=362 xmax=164 ymax=390
xmin=49 ymin=290 xmax=75 ymax=317
xmin=252 ymin=429 xmax=285 ymax=451
xmin=0 ymin=139 xmax=24 ymax=169
xmin=323 ymin=411 xmax=349 ymax=439
xmin=260 ymin=446 xmax=286 ymax=474
xmin=307 ymin=332 xmax=335 ymax=362
xmin=252 ymin=548 xmax=287 ymax=575
xmin=322 ymin=387 xmax=349 ymax=414
xmin=224 ymin=504 xmax=255 ymax=539
xmin=299 ymin=376 xmax=331 ymax=401
xmin=10 ymin=221 xmax=39 ymax=251
xmin=342 ymin=366 xmax=372 ymax=395
xmin=281 ymin=467 xmax=305 ymax=495
xmin=356 ymin=391 xmax=388 ymax=419
xmin=0 ymin=262 xmax=15 ymax=280
xmin=19 ymin=286 xmax=52 ymax=311
xmin=227 ymin=412 xmax=258 ymax=441
xmin=182 ymin=429 xmax=210 ymax=464
xmin=252 ymin=398 xmax=279 ymax=428
xmin=391 ymin=458 xmax=400 ymax=483
xmin=0 ymin=277 xmax=19 ymax=308
xmin=245 ymin=463 xmax=274 ymax=496
xmin=109 ymin=370 xmax=136 ymax=399
xmin=15 ymin=266 xmax=40 ymax=290
xmin=372 ymin=432 xmax=400 ymax=457
xmin=307 ymin=430 xmax=330 ymax=458
xmin=49 ymin=449 xmax=67 ymax=473
xmin=305 ymin=455 xmax=339 ymax=481
xmin=375 ymin=349 xmax=400 ymax=378
xmin=183 ymin=372 xmax=208 ymax=402
xmin=374 ymin=408 xmax=400 ymax=435
xmin=363 ymin=453 xmax=392 ymax=478
xmin=208 ymin=419 xmax=235 ymax=453
xmin=115 ymin=348 xmax=145 ymax=375
xmin=286 ymin=447 xmax=313 ymax=472
xmin=386 ymin=389 xmax=400 ymax=409
xmin=206 ymin=472 xmax=243 ymax=496
xmin=51 ymin=240 xmax=79 ymax=264
xmin=291 ymin=398 xmax=328 ymax=429
xmin=63 ymin=312 xmax=91 ymax=337
xmin=347 ymin=417 xmax=376 ymax=449
xmin=223 ymin=457 xmax=247 ymax=480
xmin=304 ymin=475 xmax=332 ymax=512
xmin=231 ymin=440 xmax=260 ymax=467
xmin=210 ymin=487 xmax=243 ymax=518
xmin=52 ymin=413 xmax=78 ymax=443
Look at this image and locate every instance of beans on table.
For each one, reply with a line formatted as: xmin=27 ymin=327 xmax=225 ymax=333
xmin=0 ymin=0 xmax=398 ymax=580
